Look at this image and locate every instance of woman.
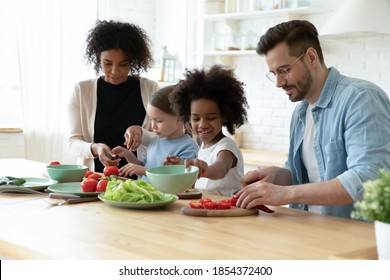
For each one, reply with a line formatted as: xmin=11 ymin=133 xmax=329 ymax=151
xmin=68 ymin=20 xmax=159 ymax=173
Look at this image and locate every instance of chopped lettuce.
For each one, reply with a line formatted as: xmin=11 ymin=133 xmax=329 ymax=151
xmin=101 ymin=179 xmax=169 ymax=203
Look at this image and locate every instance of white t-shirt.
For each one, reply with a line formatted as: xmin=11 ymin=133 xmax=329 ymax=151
xmin=195 ymin=137 xmax=244 ymax=197
xmin=302 ymin=103 xmax=322 ymax=214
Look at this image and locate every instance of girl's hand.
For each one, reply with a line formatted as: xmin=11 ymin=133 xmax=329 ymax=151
xmin=124 ymin=125 xmax=143 ymax=151
xmin=184 ymin=159 xmax=209 ymax=178
xmin=164 ymin=155 xmax=184 ymax=165
xmin=119 ymin=163 xmax=146 ymax=177
xmin=111 ymin=146 xmax=129 ymax=158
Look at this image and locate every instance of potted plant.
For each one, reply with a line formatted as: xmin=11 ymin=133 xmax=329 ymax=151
xmin=351 ymin=169 xmax=390 ymax=260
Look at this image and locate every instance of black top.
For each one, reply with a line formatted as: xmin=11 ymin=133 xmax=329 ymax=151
xmin=94 ymin=76 xmax=146 ymax=173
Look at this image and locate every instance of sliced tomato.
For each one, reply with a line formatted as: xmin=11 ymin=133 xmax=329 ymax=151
xmin=199 ymin=198 xmax=212 ymax=207
xmin=217 ymin=201 xmax=231 ymax=210
xmin=202 ymin=201 xmax=217 ymax=209
xmin=230 ymin=196 xmax=238 ymax=206
xmin=189 ymin=201 xmax=202 ymax=209
xmin=200 ymin=198 xmax=212 ymax=203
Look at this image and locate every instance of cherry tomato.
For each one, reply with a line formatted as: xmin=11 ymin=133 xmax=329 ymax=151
xmin=81 ymin=179 xmax=97 ymax=192
xmin=88 ymin=173 xmax=102 ymax=180
xmin=96 ymin=179 xmax=108 ymax=192
xmin=84 ymin=171 xmax=94 ymax=178
xmin=48 ymin=160 xmax=61 ymax=166
xmin=103 ymin=166 xmax=119 ymax=177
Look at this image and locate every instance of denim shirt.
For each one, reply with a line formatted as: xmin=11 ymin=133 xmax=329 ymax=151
xmin=286 ymin=67 xmax=390 ymax=219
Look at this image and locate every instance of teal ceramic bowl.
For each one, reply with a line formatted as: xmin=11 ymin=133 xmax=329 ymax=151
xmin=146 ymin=165 xmax=199 ymax=194
xmin=46 ymin=164 xmax=88 ymax=183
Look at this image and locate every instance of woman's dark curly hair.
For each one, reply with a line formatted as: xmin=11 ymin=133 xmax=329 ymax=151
xmin=170 ymin=65 xmax=248 ymax=135
xmin=84 ymin=20 xmax=153 ymax=76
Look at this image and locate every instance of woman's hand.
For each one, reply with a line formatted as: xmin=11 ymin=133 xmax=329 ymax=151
xmin=124 ymin=125 xmax=143 ymax=151
xmin=91 ymin=143 xmax=121 ymax=167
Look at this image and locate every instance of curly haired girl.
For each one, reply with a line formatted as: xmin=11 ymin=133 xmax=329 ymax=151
xmin=166 ymin=65 xmax=249 ymax=196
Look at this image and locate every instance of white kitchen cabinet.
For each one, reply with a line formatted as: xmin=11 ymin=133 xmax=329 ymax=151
xmin=191 ymin=3 xmax=327 ymax=67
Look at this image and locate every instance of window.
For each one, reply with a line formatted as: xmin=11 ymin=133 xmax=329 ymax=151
xmin=0 ymin=2 xmax=22 ymax=128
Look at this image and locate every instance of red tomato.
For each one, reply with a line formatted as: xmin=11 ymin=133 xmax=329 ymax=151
xmin=202 ymin=201 xmax=217 ymax=209
xmin=48 ymin=160 xmax=61 ymax=166
xmin=87 ymin=173 xmax=102 ymax=180
xmin=230 ymin=196 xmax=238 ymax=206
xmin=84 ymin=171 xmax=94 ymax=178
xmin=96 ymin=179 xmax=108 ymax=192
xmin=189 ymin=201 xmax=202 ymax=209
xmin=199 ymin=198 xmax=212 ymax=206
xmin=217 ymin=201 xmax=231 ymax=210
xmin=81 ymin=179 xmax=97 ymax=192
xmin=103 ymin=166 xmax=119 ymax=177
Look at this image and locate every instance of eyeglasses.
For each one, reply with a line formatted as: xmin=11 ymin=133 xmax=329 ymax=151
xmin=266 ymin=52 xmax=306 ymax=83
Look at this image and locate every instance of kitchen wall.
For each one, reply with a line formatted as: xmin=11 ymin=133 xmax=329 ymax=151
xmin=106 ymin=0 xmax=390 ymax=154
xmin=100 ymin=0 xmax=188 ymax=82
xmin=2 ymin=0 xmax=389 ymax=159
xmin=197 ymin=0 xmax=390 ymax=153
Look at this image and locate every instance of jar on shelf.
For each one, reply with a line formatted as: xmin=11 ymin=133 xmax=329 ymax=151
xmin=159 ymin=46 xmax=176 ymax=83
xmin=204 ymin=0 xmax=225 ymax=15
xmin=286 ymin=0 xmax=310 ymax=8
xmin=240 ymin=31 xmax=257 ymax=50
xmin=225 ymin=0 xmax=237 ymax=13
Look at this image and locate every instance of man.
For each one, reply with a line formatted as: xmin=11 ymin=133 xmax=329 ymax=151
xmin=236 ymin=20 xmax=390 ymax=219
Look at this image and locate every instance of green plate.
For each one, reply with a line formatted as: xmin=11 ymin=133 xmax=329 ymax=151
xmin=98 ymin=193 xmax=178 ymax=209
xmin=23 ymin=177 xmax=58 ymax=191
xmin=48 ymin=182 xmax=102 ymax=197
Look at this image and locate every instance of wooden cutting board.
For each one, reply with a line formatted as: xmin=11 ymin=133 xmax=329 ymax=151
xmin=181 ymin=205 xmax=258 ymax=217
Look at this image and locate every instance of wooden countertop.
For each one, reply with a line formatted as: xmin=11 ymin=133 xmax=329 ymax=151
xmin=0 ymin=159 xmax=377 ymax=260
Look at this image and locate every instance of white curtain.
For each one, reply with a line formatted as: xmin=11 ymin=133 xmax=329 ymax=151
xmin=15 ymin=0 xmax=98 ymax=164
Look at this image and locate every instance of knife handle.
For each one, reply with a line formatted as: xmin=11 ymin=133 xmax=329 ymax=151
xmin=66 ymin=197 xmax=100 ymax=204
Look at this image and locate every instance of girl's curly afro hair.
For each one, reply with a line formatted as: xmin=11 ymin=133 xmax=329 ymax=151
xmin=84 ymin=20 xmax=153 ymax=76
xmin=170 ymin=65 xmax=249 ymax=135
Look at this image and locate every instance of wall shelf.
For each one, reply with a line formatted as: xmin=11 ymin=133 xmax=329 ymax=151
xmin=203 ymin=7 xmax=327 ymax=21
xmin=203 ymin=50 xmax=256 ymax=56
xmin=191 ymin=4 xmax=328 ymax=67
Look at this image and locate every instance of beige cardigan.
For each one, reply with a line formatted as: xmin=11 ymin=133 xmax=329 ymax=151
xmin=67 ymin=77 xmax=159 ymax=171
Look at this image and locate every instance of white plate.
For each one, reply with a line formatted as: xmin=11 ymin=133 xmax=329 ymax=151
xmin=98 ymin=193 xmax=178 ymax=209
